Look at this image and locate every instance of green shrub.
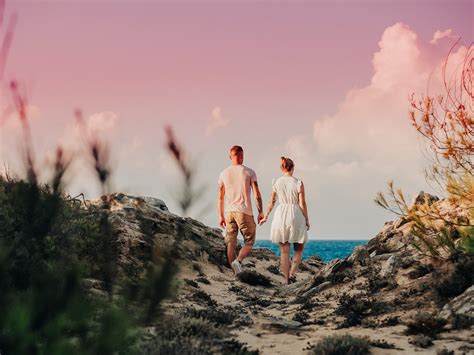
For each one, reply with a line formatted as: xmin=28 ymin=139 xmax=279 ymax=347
xmin=310 ymin=334 xmax=370 ymax=355
xmin=0 ymin=177 xmax=176 ymax=354
xmin=140 ymin=316 xmax=257 ymax=354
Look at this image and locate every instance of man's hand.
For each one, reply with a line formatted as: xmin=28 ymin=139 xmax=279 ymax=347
xmin=257 ymin=211 xmax=264 ymax=224
xmin=259 ymin=214 xmax=268 ymax=225
xmin=219 ymin=215 xmax=226 ymax=228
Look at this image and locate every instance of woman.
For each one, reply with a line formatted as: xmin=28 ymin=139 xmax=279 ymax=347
xmin=259 ymin=157 xmax=310 ymax=284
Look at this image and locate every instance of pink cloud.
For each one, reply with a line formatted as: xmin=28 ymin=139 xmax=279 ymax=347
xmin=430 ymin=29 xmax=456 ymax=44
xmin=311 ymin=22 xmax=468 ymax=178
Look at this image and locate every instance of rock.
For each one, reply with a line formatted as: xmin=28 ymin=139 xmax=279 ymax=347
xmin=319 ymin=258 xmax=351 ymax=278
xmin=347 ymin=245 xmax=369 ymax=266
xmin=261 ymin=316 xmax=303 ymax=332
xmin=304 ymin=255 xmax=325 ymax=269
xmin=252 ymin=248 xmax=276 ymax=261
xmin=372 ymin=253 xmax=394 ymax=261
xmin=440 ymin=285 xmax=474 ymax=319
xmin=393 ymin=216 xmax=410 ymax=229
xmin=87 ymin=193 xmax=234 ymax=281
xmin=296 ymin=281 xmax=332 ymax=301
xmin=379 ymin=254 xmax=401 ymax=278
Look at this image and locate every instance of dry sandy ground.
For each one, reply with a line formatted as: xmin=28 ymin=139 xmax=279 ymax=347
xmin=166 ymin=250 xmax=473 ymax=355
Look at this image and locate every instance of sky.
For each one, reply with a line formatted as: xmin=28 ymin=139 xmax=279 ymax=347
xmin=0 ymin=0 xmax=472 ymax=239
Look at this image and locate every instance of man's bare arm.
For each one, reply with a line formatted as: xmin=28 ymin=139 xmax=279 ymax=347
xmin=218 ymin=184 xmax=226 ymax=227
xmin=251 ymin=181 xmax=263 ymax=214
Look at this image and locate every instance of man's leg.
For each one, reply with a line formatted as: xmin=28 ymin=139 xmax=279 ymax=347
xmin=225 ymin=213 xmax=238 ymax=267
xmin=236 ymin=243 xmax=253 ymax=262
xmin=236 ymin=213 xmax=256 ymax=262
xmin=227 ymin=240 xmax=237 ymax=266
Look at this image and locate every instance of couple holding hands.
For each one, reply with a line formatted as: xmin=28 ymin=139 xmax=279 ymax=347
xmin=218 ymin=145 xmax=310 ymax=284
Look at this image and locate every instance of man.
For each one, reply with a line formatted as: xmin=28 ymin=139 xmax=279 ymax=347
xmin=218 ymin=145 xmax=264 ymax=274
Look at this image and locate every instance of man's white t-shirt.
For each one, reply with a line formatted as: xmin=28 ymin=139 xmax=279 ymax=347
xmin=218 ymin=164 xmax=257 ymax=216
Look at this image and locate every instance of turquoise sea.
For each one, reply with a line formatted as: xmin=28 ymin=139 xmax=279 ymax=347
xmin=253 ymin=239 xmax=368 ymax=262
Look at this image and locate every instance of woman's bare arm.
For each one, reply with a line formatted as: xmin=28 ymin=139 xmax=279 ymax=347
xmin=298 ymin=182 xmax=310 ymax=229
xmin=260 ymin=191 xmax=277 ymax=225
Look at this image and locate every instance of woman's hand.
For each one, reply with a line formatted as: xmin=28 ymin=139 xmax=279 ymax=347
xmin=306 ymin=220 xmax=310 ymax=231
xmin=259 ymin=215 xmax=268 ymax=225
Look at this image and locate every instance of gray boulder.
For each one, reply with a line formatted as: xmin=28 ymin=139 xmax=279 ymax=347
xmin=440 ymin=285 xmax=474 ymax=319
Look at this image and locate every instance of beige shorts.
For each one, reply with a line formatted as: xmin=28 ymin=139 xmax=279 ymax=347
xmin=225 ymin=211 xmax=256 ymax=246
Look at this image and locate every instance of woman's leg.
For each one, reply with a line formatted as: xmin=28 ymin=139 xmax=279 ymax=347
xmin=290 ymin=242 xmax=305 ymax=277
xmin=279 ymin=242 xmax=291 ymax=284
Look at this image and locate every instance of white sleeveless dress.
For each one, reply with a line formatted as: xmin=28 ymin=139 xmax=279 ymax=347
xmin=270 ymin=176 xmax=308 ymax=244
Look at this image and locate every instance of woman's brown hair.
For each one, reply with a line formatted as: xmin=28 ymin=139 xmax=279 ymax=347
xmin=280 ymin=156 xmax=294 ymax=172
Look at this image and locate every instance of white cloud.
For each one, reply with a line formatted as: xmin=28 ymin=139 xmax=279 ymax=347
xmin=430 ymin=29 xmax=456 ymax=44
xmin=206 ymin=106 xmax=229 ymax=135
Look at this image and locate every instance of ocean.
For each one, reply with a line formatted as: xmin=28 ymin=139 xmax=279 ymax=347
xmin=253 ymin=239 xmax=368 ymax=262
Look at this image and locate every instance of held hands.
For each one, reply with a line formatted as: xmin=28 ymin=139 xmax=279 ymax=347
xmin=259 ymin=214 xmax=268 ymax=225
xmin=257 ymin=211 xmax=265 ymax=225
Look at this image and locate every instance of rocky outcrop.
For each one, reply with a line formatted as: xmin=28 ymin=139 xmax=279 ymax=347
xmin=88 ymin=193 xmax=230 ymax=280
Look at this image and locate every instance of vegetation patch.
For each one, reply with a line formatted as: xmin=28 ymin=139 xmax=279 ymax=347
xmin=140 ymin=315 xmax=258 ymax=354
xmin=408 ymin=334 xmax=433 ymax=348
xmin=310 ymin=334 xmax=370 ymax=355
xmin=266 ymin=264 xmax=280 ymax=275
xmin=195 ymin=277 xmax=210 ymax=285
xmin=237 ymin=270 xmax=273 ymax=287
xmin=292 ymin=310 xmax=311 ymax=325
xmin=184 ymin=307 xmax=234 ymax=326
xmin=434 ymin=255 xmax=474 ymax=301
xmin=334 ymin=293 xmax=372 ymax=328
xmin=190 ymin=290 xmax=217 ymax=307
xmin=405 ymin=312 xmax=447 ymax=338
xmin=407 ymin=264 xmax=434 ymax=279
xmin=451 ymin=314 xmax=474 ymax=330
